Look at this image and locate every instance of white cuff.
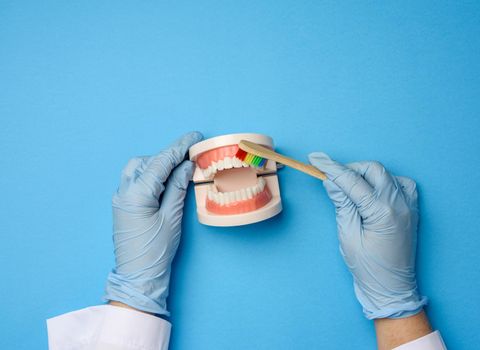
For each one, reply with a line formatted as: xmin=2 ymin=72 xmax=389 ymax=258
xmin=393 ymin=330 xmax=446 ymax=350
xmin=47 ymin=305 xmax=171 ymax=350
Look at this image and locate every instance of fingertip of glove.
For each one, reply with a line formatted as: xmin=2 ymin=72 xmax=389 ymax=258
xmin=308 ymin=153 xmax=352 ymax=183
xmin=308 ymin=152 xmax=336 ymax=177
xmin=173 ymin=132 xmax=204 ymax=153
xmin=167 ymin=160 xmax=196 ymax=189
xmin=179 ymin=159 xmax=196 ymax=177
xmin=308 ymin=152 xmax=332 ymax=164
xmin=185 ymin=160 xmax=196 ymax=177
xmin=322 ymin=178 xmax=336 ymax=190
xmin=185 ymin=131 xmax=204 ymax=144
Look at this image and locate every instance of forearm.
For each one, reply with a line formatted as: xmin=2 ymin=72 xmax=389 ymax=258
xmin=108 ymin=301 xmax=155 ymax=316
xmin=375 ymin=310 xmax=432 ymax=350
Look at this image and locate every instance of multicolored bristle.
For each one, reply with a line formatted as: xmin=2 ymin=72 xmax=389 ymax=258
xmin=235 ymin=147 xmax=267 ymax=167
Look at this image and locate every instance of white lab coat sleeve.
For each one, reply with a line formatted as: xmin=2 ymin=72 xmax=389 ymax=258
xmin=47 ymin=305 xmax=171 ymax=350
xmin=393 ymin=330 xmax=446 ymax=350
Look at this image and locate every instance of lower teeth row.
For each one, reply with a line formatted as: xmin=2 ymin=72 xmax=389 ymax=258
xmin=207 ymin=177 xmax=266 ymax=206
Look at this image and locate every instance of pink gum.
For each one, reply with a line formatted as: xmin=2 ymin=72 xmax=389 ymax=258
xmin=196 ymin=145 xmax=239 ymax=169
xmin=205 ymin=186 xmax=272 ymax=215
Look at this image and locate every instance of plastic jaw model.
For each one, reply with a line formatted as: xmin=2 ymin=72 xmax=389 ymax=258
xmin=189 ymin=133 xmax=282 ymax=226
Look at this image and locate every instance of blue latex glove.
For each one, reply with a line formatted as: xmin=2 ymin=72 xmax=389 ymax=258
xmin=104 ymin=131 xmax=203 ymax=316
xmin=309 ymin=152 xmax=427 ymax=319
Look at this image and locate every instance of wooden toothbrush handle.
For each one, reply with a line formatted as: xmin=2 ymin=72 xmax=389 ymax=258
xmin=239 ymin=140 xmax=327 ymax=181
xmin=274 ymin=154 xmax=327 ymax=181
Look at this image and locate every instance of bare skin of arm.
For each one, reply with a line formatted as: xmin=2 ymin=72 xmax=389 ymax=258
xmin=375 ymin=310 xmax=432 ymax=349
xmin=109 ymin=301 xmax=155 ymax=316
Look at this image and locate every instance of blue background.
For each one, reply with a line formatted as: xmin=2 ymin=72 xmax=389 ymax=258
xmin=1 ymin=1 xmax=479 ymax=349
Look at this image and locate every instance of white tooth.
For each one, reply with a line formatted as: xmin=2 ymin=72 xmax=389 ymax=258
xmin=224 ymin=192 xmax=230 ymax=203
xmin=217 ymin=192 xmax=223 ymax=205
xmin=242 ymin=162 xmax=249 ymax=167
xmin=207 ymin=191 xmax=213 ymax=201
xmin=246 ymin=187 xmax=253 ymax=199
xmin=213 ymin=192 xmax=218 ymax=203
xmin=241 ymin=189 xmax=247 ymax=200
xmin=224 ymin=157 xmax=233 ymax=169
xmin=217 ymin=160 xmax=224 ymax=171
xmin=223 ymin=192 xmax=229 ymax=204
xmin=233 ymin=157 xmax=242 ymax=168
xmin=229 ymin=192 xmax=235 ymax=203
xmin=223 ymin=192 xmax=229 ymax=205
xmin=223 ymin=192 xmax=228 ymax=205
xmin=250 ymin=186 xmax=257 ymax=196
xmin=258 ymin=177 xmax=265 ymax=191
xmin=203 ymin=168 xmax=210 ymax=178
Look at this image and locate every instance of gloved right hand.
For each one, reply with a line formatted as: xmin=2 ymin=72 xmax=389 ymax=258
xmin=309 ymin=152 xmax=427 ymax=320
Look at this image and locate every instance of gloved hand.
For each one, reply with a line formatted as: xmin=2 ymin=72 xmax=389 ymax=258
xmin=104 ymin=131 xmax=203 ymax=316
xmin=308 ymin=152 xmax=427 ymax=320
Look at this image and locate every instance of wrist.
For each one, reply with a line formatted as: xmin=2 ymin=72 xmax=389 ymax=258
xmin=354 ymin=281 xmax=428 ymax=320
xmin=104 ymin=271 xmax=170 ymax=316
xmin=108 ymin=301 xmax=156 ymax=316
xmin=374 ymin=310 xmax=433 ymax=350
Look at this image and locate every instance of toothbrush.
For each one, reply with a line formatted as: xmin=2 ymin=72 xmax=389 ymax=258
xmin=236 ymin=140 xmax=327 ymax=181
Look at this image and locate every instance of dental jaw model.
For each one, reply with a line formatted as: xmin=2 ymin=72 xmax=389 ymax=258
xmin=189 ymin=134 xmax=282 ymax=226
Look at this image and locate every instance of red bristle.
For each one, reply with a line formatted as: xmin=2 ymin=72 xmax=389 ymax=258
xmin=236 ymin=148 xmax=247 ymax=161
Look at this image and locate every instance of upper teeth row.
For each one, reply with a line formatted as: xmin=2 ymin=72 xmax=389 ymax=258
xmin=207 ymin=177 xmax=266 ymax=206
xmin=202 ymin=156 xmax=250 ymax=178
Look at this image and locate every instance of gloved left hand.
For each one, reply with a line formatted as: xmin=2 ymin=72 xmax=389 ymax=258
xmin=104 ymin=131 xmax=203 ymax=316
